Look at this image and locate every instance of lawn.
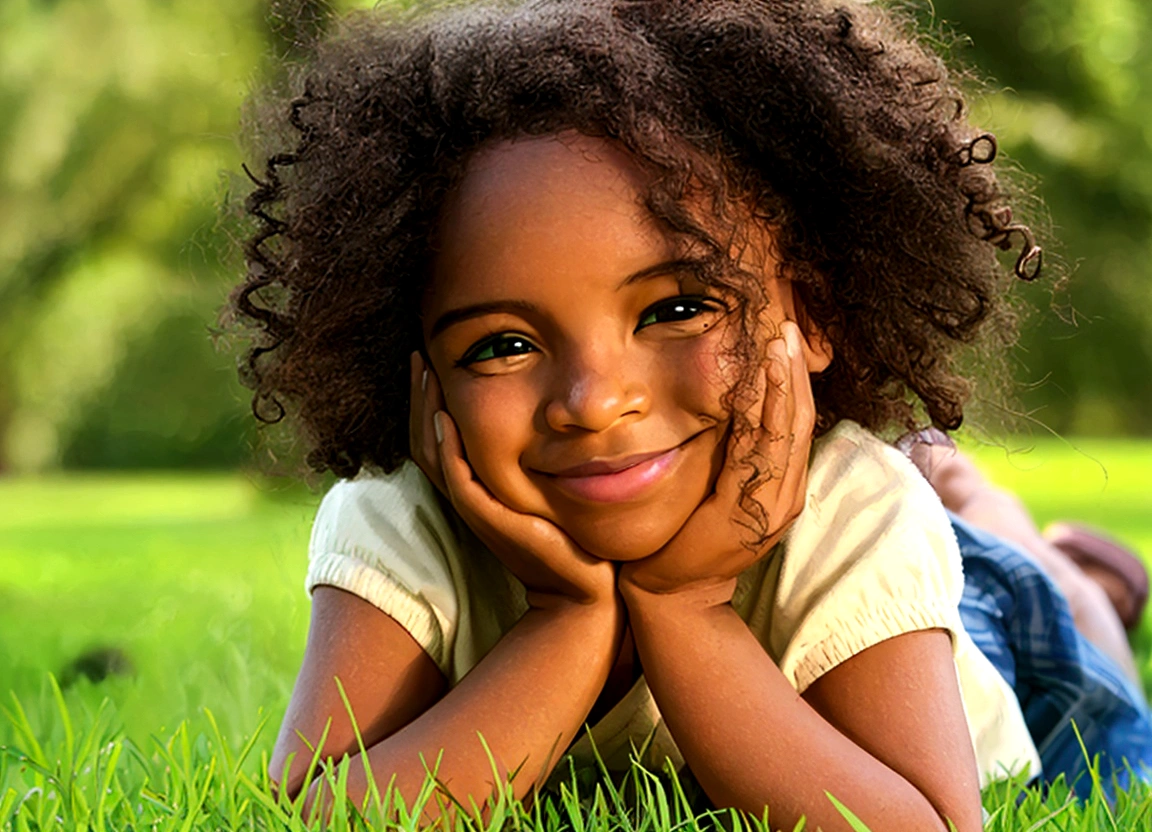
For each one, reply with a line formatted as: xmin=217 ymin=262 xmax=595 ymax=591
xmin=0 ymin=473 xmax=319 ymax=748
xmin=3 ymin=438 xmax=1152 ymax=829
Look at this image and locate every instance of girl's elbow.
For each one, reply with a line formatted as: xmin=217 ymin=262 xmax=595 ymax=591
xmin=267 ymin=748 xmax=309 ymax=802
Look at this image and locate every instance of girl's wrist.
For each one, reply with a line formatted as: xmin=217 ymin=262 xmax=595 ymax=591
xmin=617 ymin=568 xmax=737 ymax=612
xmin=520 ymin=563 xmax=620 ymax=611
xmin=526 ymin=585 xmax=624 ymax=618
xmin=526 ymin=590 xmax=627 ymax=660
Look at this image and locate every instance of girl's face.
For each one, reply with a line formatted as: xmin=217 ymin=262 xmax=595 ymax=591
xmin=423 ymin=134 xmax=821 ymax=560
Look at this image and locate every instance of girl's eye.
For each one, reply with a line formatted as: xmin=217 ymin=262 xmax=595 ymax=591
xmin=457 ymin=333 xmax=539 ymax=367
xmin=635 ymin=295 xmax=727 ymax=333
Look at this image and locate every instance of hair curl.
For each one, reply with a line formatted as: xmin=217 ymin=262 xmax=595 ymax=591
xmin=231 ymin=0 xmax=1039 ymax=479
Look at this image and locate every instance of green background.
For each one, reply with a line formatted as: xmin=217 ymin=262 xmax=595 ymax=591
xmin=1 ymin=0 xmax=1152 ymax=476
xmin=3 ymin=1 xmax=1152 ymax=823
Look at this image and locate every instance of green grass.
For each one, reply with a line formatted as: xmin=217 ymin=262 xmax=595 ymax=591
xmin=964 ymin=436 xmax=1152 ymax=556
xmin=3 ymin=440 xmax=1152 ymax=830
xmin=0 ymin=472 xmax=318 ymax=747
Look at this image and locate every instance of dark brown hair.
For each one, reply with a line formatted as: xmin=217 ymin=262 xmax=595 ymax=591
xmin=232 ymin=0 xmax=1039 ymax=478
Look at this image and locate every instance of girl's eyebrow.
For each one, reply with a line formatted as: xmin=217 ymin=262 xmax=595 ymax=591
xmin=428 ymin=259 xmax=698 ymax=339
xmin=620 ymin=258 xmax=700 ymax=287
xmin=428 ymin=299 xmax=541 ymax=339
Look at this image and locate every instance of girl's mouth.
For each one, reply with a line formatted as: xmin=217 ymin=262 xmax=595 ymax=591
xmin=549 ymin=447 xmax=679 ymax=502
xmin=541 ymin=431 xmax=708 ymax=503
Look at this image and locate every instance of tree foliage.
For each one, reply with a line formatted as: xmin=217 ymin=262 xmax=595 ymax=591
xmin=0 ymin=0 xmax=1149 ymax=471
xmin=926 ymin=0 xmax=1152 ymax=435
xmin=0 ymin=0 xmax=353 ymax=471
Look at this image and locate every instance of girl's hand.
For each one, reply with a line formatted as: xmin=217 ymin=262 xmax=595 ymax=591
xmin=409 ymin=352 xmax=617 ymax=607
xmin=620 ymin=322 xmax=815 ymax=600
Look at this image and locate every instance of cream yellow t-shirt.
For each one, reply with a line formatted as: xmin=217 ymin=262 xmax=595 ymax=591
xmin=306 ymin=420 xmax=1040 ymax=786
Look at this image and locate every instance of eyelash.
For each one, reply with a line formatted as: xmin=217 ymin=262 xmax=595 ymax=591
xmin=633 ymin=295 xmax=727 ymax=332
xmin=456 ymin=294 xmax=727 ymax=368
xmin=456 ymin=334 xmax=538 ymax=367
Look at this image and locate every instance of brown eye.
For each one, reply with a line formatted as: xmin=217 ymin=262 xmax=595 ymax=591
xmin=635 ymin=295 xmax=727 ymax=332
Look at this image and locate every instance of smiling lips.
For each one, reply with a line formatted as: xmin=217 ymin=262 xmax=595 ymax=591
xmin=545 ymin=446 xmax=682 ymax=503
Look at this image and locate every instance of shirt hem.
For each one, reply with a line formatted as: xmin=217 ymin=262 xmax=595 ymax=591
xmin=307 ymin=551 xmax=448 ymax=673
xmin=788 ymin=600 xmax=959 ymax=693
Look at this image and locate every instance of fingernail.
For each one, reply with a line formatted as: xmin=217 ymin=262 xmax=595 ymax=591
xmin=784 ymin=323 xmax=799 ymax=357
xmin=433 ymin=411 xmax=445 ymax=444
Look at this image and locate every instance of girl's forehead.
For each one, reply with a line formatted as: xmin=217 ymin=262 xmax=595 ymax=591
xmin=430 ymin=133 xmax=675 ymax=299
xmin=445 ymin=133 xmax=649 ymax=228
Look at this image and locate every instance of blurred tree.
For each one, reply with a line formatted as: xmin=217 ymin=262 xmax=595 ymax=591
xmin=926 ymin=0 xmax=1152 ymax=435
xmin=0 ymin=0 xmax=267 ymax=471
xmin=0 ymin=0 xmax=361 ymax=472
xmin=1 ymin=0 xmax=1151 ymax=473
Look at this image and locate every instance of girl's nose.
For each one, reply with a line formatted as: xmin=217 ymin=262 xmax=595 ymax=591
xmin=543 ymin=354 xmax=649 ymax=433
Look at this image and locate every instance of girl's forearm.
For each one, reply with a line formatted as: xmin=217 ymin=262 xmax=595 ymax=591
xmin=620 ymin=583 xmax=974 ymax=832
xmin=315 ymin=598 xmax=623 ymax=818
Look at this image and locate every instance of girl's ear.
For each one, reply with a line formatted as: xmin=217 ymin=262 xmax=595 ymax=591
xmin=741 ymin=222 xmax=832 ymax=372
xmin=770 ymin=275 xmax=833 ymax=373
xmin=793 ymin=305 xmax=833 ymax=373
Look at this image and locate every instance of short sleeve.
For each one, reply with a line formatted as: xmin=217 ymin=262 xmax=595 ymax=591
xmin=769 ymin=422 xmax=965 ymax=692
xmin=306 ymin=462 xmax=461 ymax=673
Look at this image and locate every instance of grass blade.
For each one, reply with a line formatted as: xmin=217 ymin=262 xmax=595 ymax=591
xmin=824 ymin=792 xmax=872 ymax=832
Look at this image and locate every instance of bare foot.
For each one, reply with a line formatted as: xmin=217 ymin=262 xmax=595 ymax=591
xmin=1043 ymin=522 xmax=1149 ymax=631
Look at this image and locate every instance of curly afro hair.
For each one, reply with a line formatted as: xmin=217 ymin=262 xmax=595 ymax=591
xmin=232 ymin=0 xmax=1040 ymax=479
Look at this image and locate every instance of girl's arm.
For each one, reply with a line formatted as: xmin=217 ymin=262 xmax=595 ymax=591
xmin=619 ymin=323 xmax=982 ymax=831
xmin=620 ymin=588 xmax=980 ymax=831
xmin=286 ymin=583 xmax=621 ymax=815
xmin=270 ymin=585 xmax=448 ymax=799
xmin=272 ymin=360 xmax=623 ymax=815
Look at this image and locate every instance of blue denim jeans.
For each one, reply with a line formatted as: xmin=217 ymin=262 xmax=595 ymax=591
xmin=952 ymin=514 xmax=1152 ymax=794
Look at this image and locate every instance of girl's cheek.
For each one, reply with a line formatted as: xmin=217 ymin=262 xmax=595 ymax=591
xmin=680 ymin=331 xmax=740 ymax=417
xmin=442 ymin=376 xmax=541 ymax=503
xmin=444 ymin=379 xmax=520 ymax=450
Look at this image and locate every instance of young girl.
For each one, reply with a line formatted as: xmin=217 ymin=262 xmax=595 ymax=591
xmin=232 ymin=1 xmax=1152 ymax=828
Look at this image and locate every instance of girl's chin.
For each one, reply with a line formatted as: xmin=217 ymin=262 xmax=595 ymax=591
xmin=480 ymin=483 xmax=693 ymax=560
xmin=565 ymin=521 xmax=681 ymax=562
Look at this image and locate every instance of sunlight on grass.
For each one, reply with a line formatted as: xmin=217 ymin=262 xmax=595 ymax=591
xmin=4 ymin=445 xmax=1152 ymax=829
xmin=964 ymin=436 xmax=1152 ymax=554
xmin=0 ymin=473 xmax=258 ymax=530
xmin=3 ymin=685 xmax=1149 ymax=831
xmin=0 ymin=472 xmax=319 ymax=750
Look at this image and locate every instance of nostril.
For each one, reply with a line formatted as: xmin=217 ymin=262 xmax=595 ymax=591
xmin=544 ymin=376 xmax=647 ymax=433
